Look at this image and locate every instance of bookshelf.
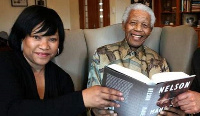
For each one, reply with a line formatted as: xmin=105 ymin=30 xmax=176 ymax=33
xmin=154 ymin=0 xmax=200 ymax=46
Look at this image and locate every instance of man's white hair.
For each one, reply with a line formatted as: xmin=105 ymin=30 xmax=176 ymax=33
xmin=122 ymin=3 xmax=156 ymax=27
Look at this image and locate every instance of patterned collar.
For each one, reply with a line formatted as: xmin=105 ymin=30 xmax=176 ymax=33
xmin=119 ymin=39 xmax=146 ymax=60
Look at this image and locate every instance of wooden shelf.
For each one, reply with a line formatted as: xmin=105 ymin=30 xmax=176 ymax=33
xmin=161 ymin=11 xmax=176 ymax=13
xmin=154 ymin=0 xmax=200 ymax=46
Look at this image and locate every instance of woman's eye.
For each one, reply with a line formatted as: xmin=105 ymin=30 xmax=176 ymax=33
xmin=49 ymin=38 xmax=57 ymax=42
xmin=33 ymin=36 xmax=40 ymax=40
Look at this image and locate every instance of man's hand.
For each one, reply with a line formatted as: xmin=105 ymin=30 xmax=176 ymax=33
xmin=157 ymin=107 xmax=185 ymax=116
xmin=82 ymin=85 xmax=124 ymax=108
xmin=172 ymin=90 xmax=200 ymax=114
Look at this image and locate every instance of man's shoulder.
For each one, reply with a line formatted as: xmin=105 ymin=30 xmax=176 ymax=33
xmin=144 ymin=46 xmax=162 ymax=59
xmin=96 ymin=41 xmax=122 ymax=53
xmin=144 ymin=46 xmax=158 ymax=54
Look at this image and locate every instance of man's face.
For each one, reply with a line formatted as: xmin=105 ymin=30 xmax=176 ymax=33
xmin=123 ymin=10 xmax=152 ymax=50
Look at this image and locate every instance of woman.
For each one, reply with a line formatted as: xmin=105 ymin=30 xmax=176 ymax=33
xmin=0 ymin=5 xmax=124 ymax=116
xmin=168 ymin=48 xmax=200 ymax=116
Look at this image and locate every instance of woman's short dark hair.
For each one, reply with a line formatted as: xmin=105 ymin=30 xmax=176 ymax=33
xmin=8 ymin=5 xmax=65 ymax=56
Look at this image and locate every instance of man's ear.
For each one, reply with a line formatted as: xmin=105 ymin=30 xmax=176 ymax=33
xmin=150 ymin=27 xmax=153 ymax=32
xmin=122 ymin=21 xmax=125 ymax=31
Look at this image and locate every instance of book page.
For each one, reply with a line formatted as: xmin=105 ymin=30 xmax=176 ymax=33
xmin=151 ymin=72 xmax=195 ymax=84
xmin=108 ymin=64 xmax=153 ymax=84
xmin=102 ymin=66 xmax=151 ymax=116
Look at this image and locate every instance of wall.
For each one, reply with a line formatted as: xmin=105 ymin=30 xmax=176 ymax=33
xmin=0 ymin=0 xmax=25 ymax=33
xmin=109 ymin=0 xmax=116 ymax=25
xmin=114 ymin=0 xmax=130 ymax=24
xmin=0 ymin=0 xmax=70 ymax=34
xmin=110 ymin=0 xmax=130 ymax=25
xmin=0 ymin=0 xmax=131 ymax=33
xmin=69 ymin=0 xmax=79 ymax=30
xmin=48 ymin=0 xmax=70 ymax=30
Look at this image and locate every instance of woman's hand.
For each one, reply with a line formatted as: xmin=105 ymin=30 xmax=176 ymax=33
xmin=91 ymin=107 xmax=117 ymax=116
xmin=172 ymin=90 xmax=200 ymax=114
xmin=82 ymin=85 xmax=124 ymax=108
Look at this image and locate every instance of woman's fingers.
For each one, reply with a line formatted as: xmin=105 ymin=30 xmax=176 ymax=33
xmin=82 ymin=85 xmax=124 ymax=108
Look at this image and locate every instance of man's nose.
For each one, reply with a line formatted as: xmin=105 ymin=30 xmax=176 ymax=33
xmin=134 ymin=23 xmax=142 ymax=31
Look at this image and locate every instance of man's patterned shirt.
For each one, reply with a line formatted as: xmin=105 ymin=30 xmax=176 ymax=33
xmin=87 ymin=39 xmax=169 ymax=87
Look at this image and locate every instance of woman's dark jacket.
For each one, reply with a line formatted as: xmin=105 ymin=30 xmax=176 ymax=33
xmin=0 ymin=50 xmax=86 ymax=116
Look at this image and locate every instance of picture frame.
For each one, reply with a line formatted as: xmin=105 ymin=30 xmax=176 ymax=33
xmin=35 ymin=0 xmax=47 ymax=7
xmin=131 ymin=0 xmax=152 ymax=8
xmin=11 ymin=0 xmax=28 ymax=7
xmin=182 ymin=14 xmax=198 ymax=27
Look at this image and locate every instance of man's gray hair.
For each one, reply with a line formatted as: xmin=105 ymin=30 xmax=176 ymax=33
xmin=122 ymin=3 xmax=156 ymax=27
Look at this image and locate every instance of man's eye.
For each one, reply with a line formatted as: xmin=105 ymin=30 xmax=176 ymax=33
xmin=142 ymin=24 xmax=149 ymax=28
xmin=130 ymin=22 xmax=136 ymax=25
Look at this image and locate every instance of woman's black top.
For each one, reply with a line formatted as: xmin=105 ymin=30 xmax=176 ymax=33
xmin=0 ymin=50 xmax=86 ymax=116
xmin=190 ymin=48 xmax=200 ymax=116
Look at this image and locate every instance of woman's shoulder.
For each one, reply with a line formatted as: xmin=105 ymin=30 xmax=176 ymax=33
xmin=47 ymin=61 xmax=74 ymax=89
xmin=47 ymin=61 xmax=71 ymax=78
xmin=0 ymin=50 xmax=16 ymax=62
xmin=192 ymin=48 xmax=200 ymax=64
xmin=0 ymin=50 xmax=14 ymax=56
xmin=0 ymin=50 xmax=19 ymax=72
xmin=194 ymin=48 xmax=200 ymax=56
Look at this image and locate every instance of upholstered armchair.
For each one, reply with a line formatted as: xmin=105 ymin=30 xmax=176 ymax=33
xmin=54 ymin=24 xmax=198 ymax=91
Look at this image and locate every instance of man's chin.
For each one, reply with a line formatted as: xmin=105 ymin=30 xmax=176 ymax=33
xmin=128 ymin=44 xmax=142 ymax=50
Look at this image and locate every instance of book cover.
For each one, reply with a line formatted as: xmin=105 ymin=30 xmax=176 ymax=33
xmin=102 ymin=64 xmax=195 ymax=116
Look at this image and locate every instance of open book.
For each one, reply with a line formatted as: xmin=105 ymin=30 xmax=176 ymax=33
xmin=102 ymin=64 xmax=195 ymax=116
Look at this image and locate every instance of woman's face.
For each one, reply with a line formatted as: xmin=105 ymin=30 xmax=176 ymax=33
xmin=22 ymin=24 xmax=59 ymax=68
xmin=134 ymin=0 xmax=139 ymax=2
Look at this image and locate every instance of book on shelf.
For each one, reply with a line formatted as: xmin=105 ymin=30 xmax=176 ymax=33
xmin=192 ymin=0 xmax=200 ymax=2
xmin=192 ymin=1 xmax=200 ymax=4
xmin=102 ymin=64 xmax=195 ymax=116
xmin=181 ymin=0 xmax=191 ymax=12
xmin=191 ymin=0 xmax=200 ymax=11
xmin=181 ymin=0 xmax=185 ymax=11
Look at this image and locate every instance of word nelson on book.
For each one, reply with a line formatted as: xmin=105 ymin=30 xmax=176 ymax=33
xmin=159 ymin=80 xmax=191 ymax=93
xmin=102 ymin=64 xmax=195 ymax=116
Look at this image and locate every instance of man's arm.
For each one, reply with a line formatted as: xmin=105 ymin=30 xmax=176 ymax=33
xmin=87 ymin=51 xmax=116 ymax=116
xmin=87 ymin=51 xmax=102 ymax=88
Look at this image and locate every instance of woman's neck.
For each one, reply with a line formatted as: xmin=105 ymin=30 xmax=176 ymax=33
xmin=23 ymin=54 xmax=45 ymax=73
xmin=23 ymin=54 xmax=45 ymax=99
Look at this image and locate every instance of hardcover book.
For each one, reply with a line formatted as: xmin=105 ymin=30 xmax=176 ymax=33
xmin=102 ymin=64 xmax=195 ymax=116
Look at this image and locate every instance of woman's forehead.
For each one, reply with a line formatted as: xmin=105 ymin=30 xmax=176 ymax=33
xmin=32 ymin=22 xmax=44 ymax=33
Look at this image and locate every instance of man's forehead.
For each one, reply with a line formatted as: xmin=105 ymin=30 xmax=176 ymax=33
xmin=128 ymin=10 xmax=151 ymax=21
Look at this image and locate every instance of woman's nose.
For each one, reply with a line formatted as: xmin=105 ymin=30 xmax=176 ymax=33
xmin=39 ymin=39 xmax=50 ymax=50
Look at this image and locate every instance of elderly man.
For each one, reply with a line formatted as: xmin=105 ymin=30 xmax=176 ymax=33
xmin=87 ymin=3 xmax=185 ymax=116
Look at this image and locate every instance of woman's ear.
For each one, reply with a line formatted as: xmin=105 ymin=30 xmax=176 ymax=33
xmin=21 ymin=39 xmax=24 ymax=51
